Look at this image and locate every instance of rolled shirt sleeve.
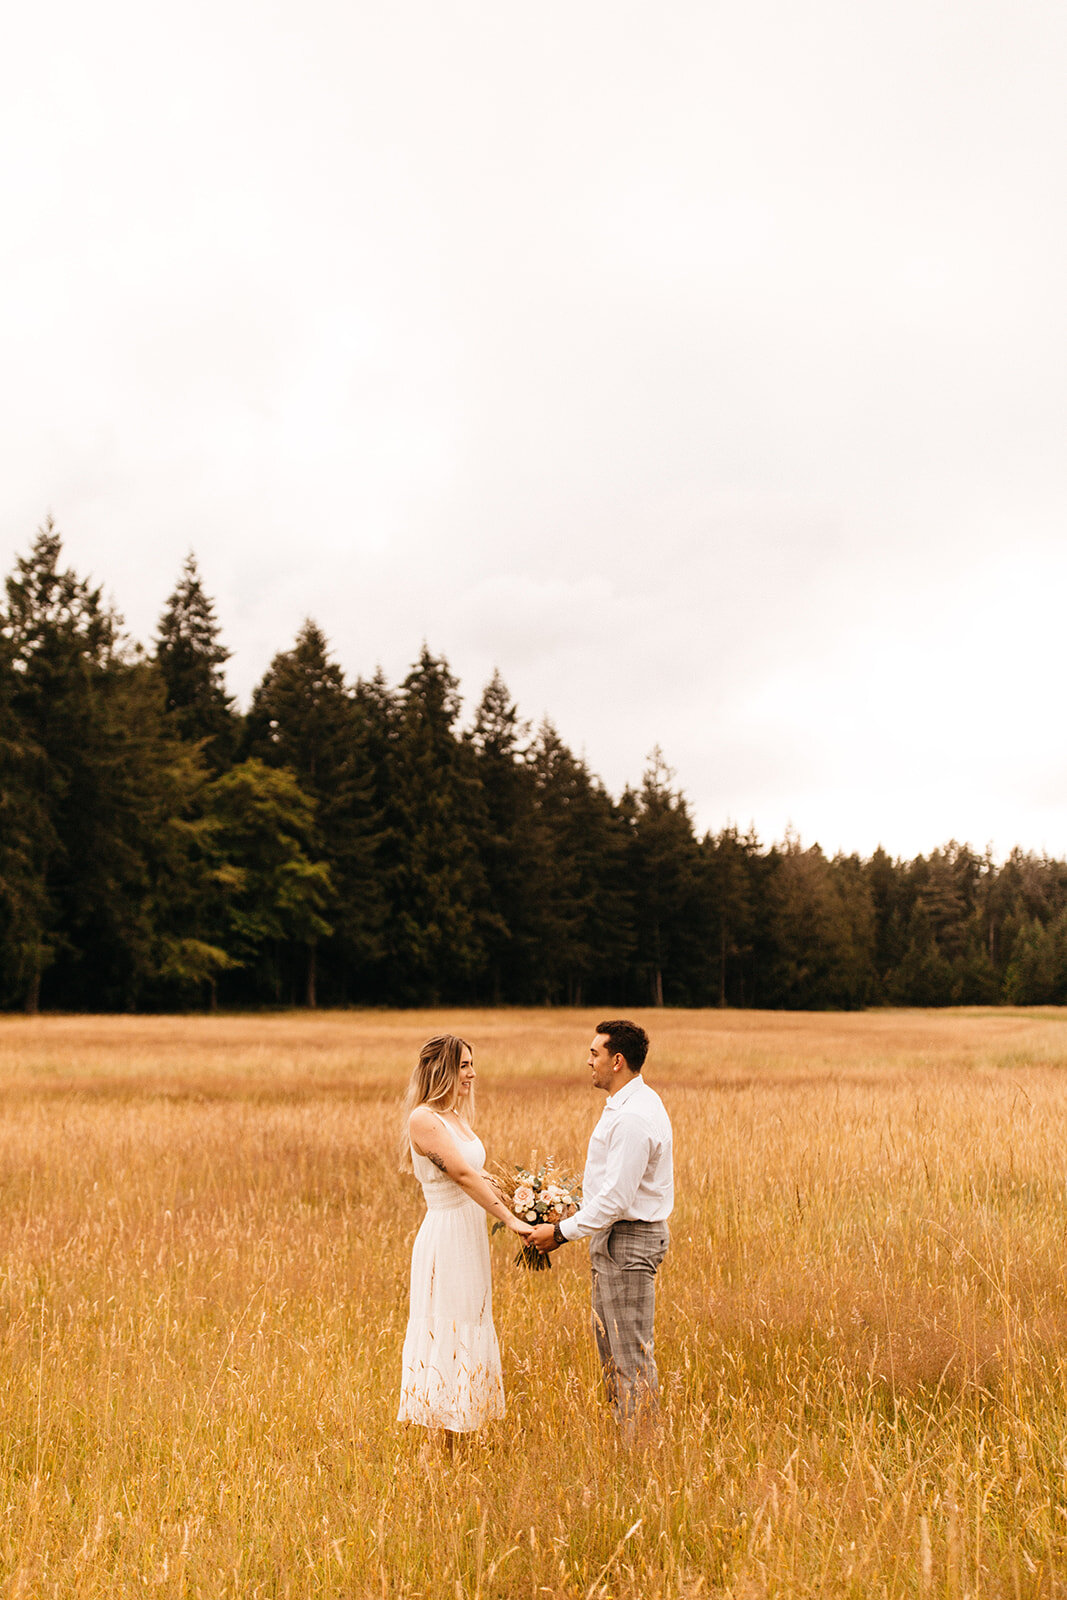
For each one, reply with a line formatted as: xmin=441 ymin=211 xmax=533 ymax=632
xmin=558 ymin=1113 xmax=651 ymax=1241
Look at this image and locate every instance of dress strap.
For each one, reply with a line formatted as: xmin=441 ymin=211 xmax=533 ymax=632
xmin=433 ymin=1111 xmax=474 ymax=1142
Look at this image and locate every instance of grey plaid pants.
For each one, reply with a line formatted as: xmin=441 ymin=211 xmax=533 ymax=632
xmin=589 ymin=1220 xmax=669 ymax=1422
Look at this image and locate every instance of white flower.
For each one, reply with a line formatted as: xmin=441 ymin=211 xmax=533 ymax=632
xmin=526 ymin=1210 xmax=537 ymax=1222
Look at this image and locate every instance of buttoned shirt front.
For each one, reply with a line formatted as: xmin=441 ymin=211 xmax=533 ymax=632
xmin=558 ymin=1073 xmax=673 ymax=1241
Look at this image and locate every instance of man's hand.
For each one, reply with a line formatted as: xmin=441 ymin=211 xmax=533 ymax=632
xmin=528 ymin=1223 xmax=560 ymax=1254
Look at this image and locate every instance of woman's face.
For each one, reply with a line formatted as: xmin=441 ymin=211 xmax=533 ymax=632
xmin=456 ymin=1048 xmax=475 ymax=1099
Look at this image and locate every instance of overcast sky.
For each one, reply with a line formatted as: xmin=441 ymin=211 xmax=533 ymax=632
xmin=2 ymin=1 xmax=1065 ymax=860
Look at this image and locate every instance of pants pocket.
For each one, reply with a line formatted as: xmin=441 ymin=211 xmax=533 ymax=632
xmin=609 ymin=1223 xmax=668 ymax=1273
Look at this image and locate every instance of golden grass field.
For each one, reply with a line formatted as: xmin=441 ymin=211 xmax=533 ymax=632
xmin=2 ymin=1007 xmax=1067 ymax=1597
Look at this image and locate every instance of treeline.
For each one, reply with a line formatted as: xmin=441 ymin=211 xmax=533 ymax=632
xmin=2 ymin=524 xmax=1066 ymax=1013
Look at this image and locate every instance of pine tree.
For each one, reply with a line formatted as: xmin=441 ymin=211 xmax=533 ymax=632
xmin=382 ymin=647 xmax=487 ymax=1002
xmin=155 ymin=554 xmax=237 ymax=770
xmin=701 ymin=825 xmax=759 ymax=1007
xmin=1 ymin=522 xmax=117 ymax=1007
xmin=527 ymin=721 xmax=631 ymax=1005
xmin=866 ymin=845 xmax=905 ymax=997
xmin=244 ymin=621 xmax=384 ymax=1004
xmin=626 ymin=749 xmax=703 ymax=1005
xmin=0 ymin=631 xmax=56 ymax=1008
xmin=827 ymin=852 xmax=878 ymax=1007
xmin=1 ymin=523 xmax=210 ymax=1009
xmin=761 ymin=835 xmax=876 ymax=1009
xmin=916 ymin=843 xmax=978 ymax=960
xmin=468 ymin=670 xmax=542 ymax=1001
xmin=886 ymin=899 xmax=954 ymax=1005
xmin=82 ymin=657 xmax=227 ymax=1008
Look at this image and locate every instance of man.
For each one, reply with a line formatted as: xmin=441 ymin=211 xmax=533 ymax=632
xmin=529 ymin=1019 xmax=673 ymax=1427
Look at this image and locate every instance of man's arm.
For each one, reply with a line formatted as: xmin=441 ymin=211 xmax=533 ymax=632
xmin=532 ymin=1117 xmax=651 ymax=1251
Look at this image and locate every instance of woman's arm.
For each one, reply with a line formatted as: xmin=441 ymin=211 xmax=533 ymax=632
xmin=409 ymin=1110 xmax=532 ymax=1236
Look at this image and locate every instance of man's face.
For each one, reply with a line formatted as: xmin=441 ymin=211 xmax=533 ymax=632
xmin=588 ymin=1033 xmax=619 ymax=1092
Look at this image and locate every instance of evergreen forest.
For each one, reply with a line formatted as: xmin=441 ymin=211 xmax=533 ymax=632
xmin=2 ymin=524 xmax=1066 ymax=1014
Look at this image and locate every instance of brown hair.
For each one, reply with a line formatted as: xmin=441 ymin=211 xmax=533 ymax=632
xmin=398 ymin=1033 xmax=473 ymax=1172
xmin=595 ymin=1019 xmax=649 ymax=1072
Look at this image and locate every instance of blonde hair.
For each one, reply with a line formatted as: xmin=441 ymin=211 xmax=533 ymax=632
xmin=398 ymin=1034 xmax=474 ymax=1172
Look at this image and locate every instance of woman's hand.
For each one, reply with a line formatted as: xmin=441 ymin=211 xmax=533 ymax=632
xmin=506 ymin=1214 xmax=535 ymax=1238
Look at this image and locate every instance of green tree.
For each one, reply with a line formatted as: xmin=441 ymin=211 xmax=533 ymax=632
xmin=379 ymin=648 xmax=487 ymax=1002
xmin=1002 ymin=915 xmax=1064 ymax=1005
xmin=701 ymin=825 xmax=759 ymax=1007
xmin=245 ymin=621 xmax=384 ymax=1003
xmin=886 ymin=901 xmax=954 ymax=1005
xmin=154 ymin=554 xmax=237 ymax=770
xmin=625 ymin=749 xmax=703 ymax=1005
xmin=828 ymin=852 xmax=879 ymax=1006
xmin=81 ymin=658 xmax=230 ymax=1008
xmin=866 ymin=846 xmax=906 ymax=998
xmin=202 ymin=760 xmax=333 ymax=1004
xmin=0 ymin=634 xmax=55 ymax=1008
xmin=913 ymin=843 xmax=985 ymax=961
xmin=761 ymin=835 xmax=875 ymax=1009
xmin=1 ymin=523 xmax=218 ymax=1009
xmin=981 ymin=849 xmax=1067 ymax=987
xmin=947 ymin=935 xmax=1002 ymax=1005
xmin=527 ymin=721 xmax=631 ymax=1005
xmin=1 ymin=522 xmax=118 ymax=1006
xmin=468 ymin=670 xmax=542 ymax=1002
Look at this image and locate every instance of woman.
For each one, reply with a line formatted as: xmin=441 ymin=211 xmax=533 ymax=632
xmin=398 ymin=1034 xmax=532 ymax=1434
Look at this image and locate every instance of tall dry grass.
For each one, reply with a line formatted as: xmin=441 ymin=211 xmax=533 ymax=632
xmin=0 ymin=1007 xmax=1067 ymax=1595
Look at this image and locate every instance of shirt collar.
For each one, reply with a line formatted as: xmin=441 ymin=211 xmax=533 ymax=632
xmin=604 ymin=1073 xmax=644 ymax=1112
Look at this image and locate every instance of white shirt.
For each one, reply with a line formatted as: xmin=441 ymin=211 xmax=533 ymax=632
xmin=559 ymin=1074 xmax=673 ymax=1241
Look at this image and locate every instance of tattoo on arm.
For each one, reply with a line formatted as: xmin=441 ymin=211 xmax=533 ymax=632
xmin=428 ymin=1151 xmax=447 ymax=1173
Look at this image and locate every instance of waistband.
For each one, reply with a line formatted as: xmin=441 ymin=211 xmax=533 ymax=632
xmin=421 ymin=1186 xmax=473 ymax=1211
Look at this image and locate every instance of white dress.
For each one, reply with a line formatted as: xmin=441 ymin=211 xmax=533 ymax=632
xmin=398 ymin=1121 xmax=505 ymax=1432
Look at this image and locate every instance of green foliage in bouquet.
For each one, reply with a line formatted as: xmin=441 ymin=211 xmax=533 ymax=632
xmin=491 ymin=1158 xmax=582 ymax=1270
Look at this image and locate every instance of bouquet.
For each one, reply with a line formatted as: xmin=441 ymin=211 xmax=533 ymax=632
xmin=491 ymin=1157 xmax=582 ymax=1270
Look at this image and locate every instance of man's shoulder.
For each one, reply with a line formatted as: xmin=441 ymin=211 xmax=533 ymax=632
xmin=618 ymin=1079 xmax=671 ymax=1128
xmin=633 ymin=1077 xmax=668 ymax=1106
